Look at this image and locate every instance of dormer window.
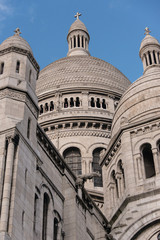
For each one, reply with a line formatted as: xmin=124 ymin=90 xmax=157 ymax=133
xmin=16 ymin=61 xmax=20 ymax=73
xmin=0 ymin=62 xmax=4 ymax=75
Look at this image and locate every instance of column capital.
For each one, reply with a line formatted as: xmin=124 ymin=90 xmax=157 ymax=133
xmin=6 ymin=134 xmax=19 ymax=146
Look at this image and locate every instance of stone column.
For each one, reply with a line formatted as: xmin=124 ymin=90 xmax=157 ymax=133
xmin=143 ymin=56 xmax=147 ymax=69
xmin=76 ymin=36 xmax=78 ymax=48
xmin=151 ymin=51 xmax=155 ymax=64
xmin=72 ymin=37 xmax=74 ymax=49
xmin=152 ymin=148 xmax=160 ymax=175
xmin=84 ymin=38 xmax=86 ymax=49
xmin=156 ymin=52 xmax=159 ymax=64
xmin=136 ymin=156 xmax=143 ymax=179
xmin=80 ymin=35 xmax=82 ymax=47
xmin=116 ymin=172 xmax=122 ymax=198
xmin=146 ymin=53 xmax=150 ymax=65
xmin=0 ymin=135 xmax=19 ymax=232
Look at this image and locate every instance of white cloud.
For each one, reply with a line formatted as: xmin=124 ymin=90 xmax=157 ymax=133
xmin=0 ymin=0 xmax=13 ymax=18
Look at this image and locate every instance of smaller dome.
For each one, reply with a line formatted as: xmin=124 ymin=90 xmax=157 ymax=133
xmin=68 ymin=19 xmax=89 ymax=37
xmin=0 ymin=31 xmax=33 ymax=54
xmin=140 ymin=34 xmax=159 ymax=51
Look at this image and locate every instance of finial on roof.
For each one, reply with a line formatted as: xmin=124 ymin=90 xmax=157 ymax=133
xmin=144 ymin=27 xmax=151 ymax=35
xmin=14 ymin=28 xmax=21 ymax=36
xmin=74 ymin=12 xmax=81 ymax=20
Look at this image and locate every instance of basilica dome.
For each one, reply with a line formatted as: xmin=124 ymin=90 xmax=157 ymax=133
xmin=112 ymin=30 xmax=160 ymax=137
xmin=0 ymin=28 xmax=33 ymax=54
xmin=36 ymin=55 xmax=130 ymax=97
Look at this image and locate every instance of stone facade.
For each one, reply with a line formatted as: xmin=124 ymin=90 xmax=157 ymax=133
xmin=0 ymin=15 xmax=160 ymax=240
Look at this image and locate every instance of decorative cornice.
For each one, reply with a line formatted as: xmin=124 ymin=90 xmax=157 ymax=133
xmin=0 ymin=46 xmax=40 ymax=72
xmin=48 ymin=129 xmax=111 ymax=139
xmin=130 ymin=121 xmax=160 ymax=137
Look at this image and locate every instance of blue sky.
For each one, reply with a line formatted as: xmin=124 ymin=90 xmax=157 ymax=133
xmin=0 ymin=0 xmax=159 ymax=82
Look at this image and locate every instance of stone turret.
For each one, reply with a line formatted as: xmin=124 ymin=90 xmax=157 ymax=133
xmin=139 ymin=27 xmax=160 ymax=74
xmin=67 ymin=12 xmax=90 ymax=56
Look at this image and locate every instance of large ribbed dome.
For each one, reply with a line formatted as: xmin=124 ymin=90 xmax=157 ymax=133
xmin=0 ymin=34 xmax=33 ymax=54
xmin=36 ymin=55 xmax=130 ymax=96
xmin=111 ymin=68 xmax=160 ymax=137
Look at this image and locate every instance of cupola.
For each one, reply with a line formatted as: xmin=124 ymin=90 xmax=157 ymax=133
xmin=67 ymin=13 xmax=90 ymax=56
xmin=139 ymin=27 xmax=160 ymax=74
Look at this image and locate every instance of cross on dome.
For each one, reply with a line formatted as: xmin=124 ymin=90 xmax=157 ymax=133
xmin=74 ymin=12 xmax=81 ymax=20
xmin=144 ymin=27 xmax=151 ymax=35
xmin=14 ymin=28 xmax=21 ymax=36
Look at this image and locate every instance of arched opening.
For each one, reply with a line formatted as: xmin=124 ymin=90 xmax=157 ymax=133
xmin=53 ymin=217 xmax=58 ymax=240
xmin=40 ymin=105 xmax=43 ymax=114
xmin=78 ymin=35 xmax=80 ymax=47
xmin=92 ymin=148 xmax=104 ymax=187
xmin=111 ymin=170 xmax=119 ymax=198
xmin=33 ymin=194 xmax=39 ymax=232
xmin=64 ymin=98 xmax=68 ymax=108
xmin=148 ymin=51 xmax=152 ymax=65
xmin=27 ymin=118 xmax=31 ymax=139
xmin=102 ymin=99 xmax=106 ymax=109
xmin=76 ymin=97 xmax=80 ymax=107
xmin=91 ymin=97 xmax=95 ymax=107
xmin=141 ymin=143 xmax=155 ymax=178
xmin=50 ymin=101 xmax=54 ymax=111
xmin=96 ymin=98 xmax=100 ymax=108
xmin=45 ymin=103 xmax=48 ymax=112
xmin=63 ymin=147 xmax=82 ymax=175
xmin=42 ymin=193 xmax=50 ymax=240
xmin=117 ymin=160 xmax=125 ymax=195
xmin=70 ymin=97 xmax=74 ymax=107
xmin=74 ymin=36 xmax=76 ymax=48
xmin=0 ymin=62 xmax=4 ymax=74
xmin=70 ymin=38 xmax=72 ymax=49
xmin=16 ymin=60 xmax=20 ymax=73
xmin=82 ymin=36 xmax=84 ymax=48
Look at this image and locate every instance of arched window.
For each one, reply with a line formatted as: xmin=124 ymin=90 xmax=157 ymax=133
xmin=29 ymin=69 xmax=32 ymax=82
xmin=0 ymin=62 xmax=4 ymax=74
xmin=64 ymin=98 xmax=68 ymax=108
xmin=141 ymin=143 xmax=155 ymax=178
xmin=111 ymin=170 xmax=119 ymax=198
xmin=22 ymin=211 xmax=25 ymax=230
xmin=42 ymin=193 xmax=50 ymax=240
xmin=53 ymin=217 xmax=58 ymax=240
xmin=27 ymin=118 xmax=31 ymax=139
xmin=50 ymin=101 xmax=54 ymax=111
xmin=91 ymin=97 xmax=95 ymax=107
xmin=45 ymin=103 xmax=48 ymax=112
xmin=33 ymin=194 xmax=39 ymax=232
xmin=92 ymin=148 xmax=104 ymax=187
xmin=102 ymin=99 xmax=106 ymax=109
xmin=76 ymin=97 xmax=80 ymax=107
xmin=70 ymin=97 xmax=74 ymax=107
xmin=74 ymin=36 xmax=76 ymax=48
xmin=70 ymin=38 xmax=72 ymax=49
xmin=40 ymin=105 xmax=43 ymax=114
xmin=16 ymin=60 xmax=20 ymax=73
xmin=63 ymin=147 xmax=82 ymax=175
xmin=78 ymin=35 xmax=80 ymax=47
xmin=82 ymin=36 xmax=84 ymax=48
xmin=96 ymin=98 xmax=100 ymax=108
xmin=117 ymin=160 xmax=125 ymax=192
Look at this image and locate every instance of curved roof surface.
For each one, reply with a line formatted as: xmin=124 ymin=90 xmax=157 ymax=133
xmin=140 ymin=34 xmax=159 ymax=50
xmin=36 ymin=55 xmax=131 ymax=96
xmin=0 ymin=34 xmax=33 ymax=54
xmin=111 ymin=68 xmax=160 ymax=137
xmin=68 ymin=19 xmax=89 ymax=36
